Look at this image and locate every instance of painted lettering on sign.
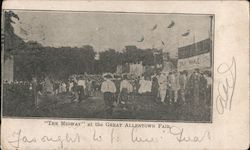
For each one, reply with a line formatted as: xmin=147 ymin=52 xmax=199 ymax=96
xmin=177 ymin=53 xmax=211 ymax=71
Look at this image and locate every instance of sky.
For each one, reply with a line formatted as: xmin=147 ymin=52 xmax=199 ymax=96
xmin=11 ymin=10 xmax=212 ymax=57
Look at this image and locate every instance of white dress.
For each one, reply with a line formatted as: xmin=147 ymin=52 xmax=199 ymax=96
xmin=120 ymin=80 xmax=133 ymax=93
xmin=138 ymin=79 xmax=152 ymax=94
xmin=69 ymin=82 xmax=74 ymax=92
xmin=101 ymin=80 xmax=116 ymax=93
xmin=61 ymin=83 xmax=67 ymax=92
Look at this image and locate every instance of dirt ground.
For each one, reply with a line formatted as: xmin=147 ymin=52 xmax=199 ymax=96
xmin=3 ymin=91 xmax=211 ymax=122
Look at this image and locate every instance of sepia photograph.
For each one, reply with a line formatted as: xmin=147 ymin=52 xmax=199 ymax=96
xmin=2 ymin=10 xmax=214 ymax=122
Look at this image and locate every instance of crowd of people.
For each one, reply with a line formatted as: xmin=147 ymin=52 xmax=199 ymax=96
xmin=27 ymin=75 xmax=103 ymax=107
xmin=100 ymin=68 xmax=212 ymax=116
xmin=3 ymin=68 xmax=212 ymax=119
xmin=3 ymin=75 xmax=102 ymax=109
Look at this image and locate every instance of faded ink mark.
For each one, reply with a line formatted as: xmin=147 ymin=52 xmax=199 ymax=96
xmin=216 ymin=57 xmax=236 ymax=114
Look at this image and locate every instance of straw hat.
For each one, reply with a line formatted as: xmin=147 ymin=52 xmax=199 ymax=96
xmin=103 ymin=73 xmax=113 ymax=79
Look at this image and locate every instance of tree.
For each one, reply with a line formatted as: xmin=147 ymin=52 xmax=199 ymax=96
xmin=14 ymin=44 xmax=96 ymax=80
xmin=123 ymin=46 xmax=155 ymax=66
xmin=99 ymin=49 xmax=120 ymax=73
xmin=4 ymin=11 xmax=25 ymax=60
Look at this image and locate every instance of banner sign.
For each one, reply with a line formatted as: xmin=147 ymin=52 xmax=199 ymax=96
xmin=177 ymin=53 xmax=211 ymax=71
xmin=178 ymin=38 xmax=212 ymax=59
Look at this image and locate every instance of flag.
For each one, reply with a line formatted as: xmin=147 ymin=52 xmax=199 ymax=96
xmin=9 ymin=11 xmax=19 ymax=20
xmin=151 ymin=24 xmax=157 ymax=31
xmin=167 ymin=21 xmax=175 ymax=28
xmin=137 ymin=35 xmax=144 ymax=42
xmin=161 ymin=40 xmax=165 ymax=46
xmin=182 ymin=30 xmax=190 ymax=36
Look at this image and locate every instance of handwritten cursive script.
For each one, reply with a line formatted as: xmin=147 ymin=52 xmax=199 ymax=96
xmin=7 ymin=126 xmax=211 ymax=149
xmin=129 ymin=125 xmax=211 ymax=143
xmin=8 ymin=130 xmax=36 ymax=149
xmin=8 ymin=129 xmax=80 ymax=149
xmin=216 ymin=57 xmax=236 ymax=114
xmin=131 ymin=127 xmax=158 ymax=143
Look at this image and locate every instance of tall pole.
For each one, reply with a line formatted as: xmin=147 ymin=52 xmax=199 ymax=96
xmin=193 ymin=31 xmax=196 ymax=55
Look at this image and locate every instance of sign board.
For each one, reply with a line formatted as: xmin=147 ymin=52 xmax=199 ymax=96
xmin=177 ymin=53 xmax=211 ymax=71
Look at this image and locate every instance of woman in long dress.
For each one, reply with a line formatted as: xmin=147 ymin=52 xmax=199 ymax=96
xmin=157 ymin=72 xmax=168 ymax=104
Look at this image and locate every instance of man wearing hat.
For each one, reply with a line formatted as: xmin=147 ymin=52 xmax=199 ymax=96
xmin=186 ymin=68 xmax=203 ymax=119
xmin=157 ymin=71 xmax=168 ymax=104
xmin=187 ymin=68 xmax=201 ymax=105
xmin=101 ymin=73 xmax=117 ymax=116
xmin=77 ymin=75 xmax=86 ymax=102
xmin=119 ymin=74 xmax=133 ymax=110
xmin=31 ymin=76 xmax=38 ymax=108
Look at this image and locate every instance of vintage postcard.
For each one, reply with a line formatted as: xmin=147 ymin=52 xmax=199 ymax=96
xmin=1 ymin=1 xmax=249 ymax=150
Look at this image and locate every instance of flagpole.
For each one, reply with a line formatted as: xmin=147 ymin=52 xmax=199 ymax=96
xmin=177 ymin=35 xmax=179 ymax=58
xmin=193 ymin=31 xmax=196 ymax=55
xmin=177 ymin=35 xmax=179 ymax=49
